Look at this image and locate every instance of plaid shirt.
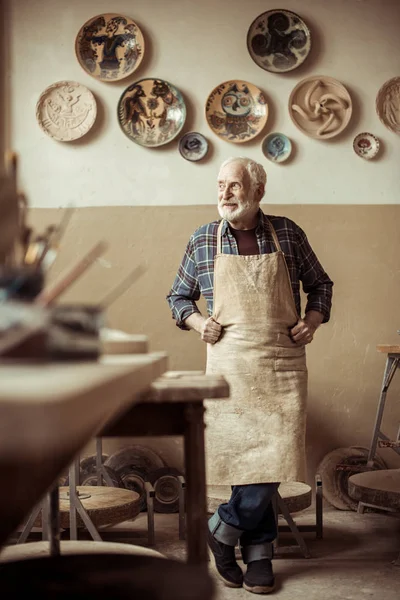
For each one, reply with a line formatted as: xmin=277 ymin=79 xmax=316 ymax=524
xmin=167 ymin=210 xmax=333 ymax=330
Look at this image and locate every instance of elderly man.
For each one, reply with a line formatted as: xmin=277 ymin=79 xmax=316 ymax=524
xmin=167 ymin=157 xmax=333 ymax=595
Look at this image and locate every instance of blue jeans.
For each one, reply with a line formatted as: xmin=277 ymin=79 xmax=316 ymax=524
xmin=218 ymin=482 xmax=279 ymax=546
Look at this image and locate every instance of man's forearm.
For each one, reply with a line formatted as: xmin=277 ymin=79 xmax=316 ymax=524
xmin=184 ymin=312 xmax=207 ymax=334
xmin=304 ymin=310 xmax=324 ymax=330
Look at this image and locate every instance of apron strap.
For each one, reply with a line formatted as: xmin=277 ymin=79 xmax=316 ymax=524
xmin=216 ymin=220 xmax=224 ymax=255
xmin=267 ymin=219 xmax=282 ymax=252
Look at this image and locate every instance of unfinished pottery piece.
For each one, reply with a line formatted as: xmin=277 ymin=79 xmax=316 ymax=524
xmin=289 ymin=75 xmax=352 ymax=140
xmin=75 ymin=13 xmax=145 ymax=82
xmin=376 ymin=77 xmax=400 ymax=135
xmin=206 ymin=80 xmax=268 ymax=143
xmin=247 ymin=9 xmax=311 ymax=73
xmin=36 ymin=81 xmax=97 ymax=142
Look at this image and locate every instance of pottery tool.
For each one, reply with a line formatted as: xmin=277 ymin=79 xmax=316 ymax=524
xmin=99 ymin=264 xmax=146 ymax=309
xmin=35 ymin=241 xmax=108 ymax=306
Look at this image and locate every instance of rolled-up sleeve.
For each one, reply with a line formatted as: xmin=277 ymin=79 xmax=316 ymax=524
xmin=296 ymin=226 xmax=333 ymax=323
xmin=166 ymin=237 xmax=201 ymax=330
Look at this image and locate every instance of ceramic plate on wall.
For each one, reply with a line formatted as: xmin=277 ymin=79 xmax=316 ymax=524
xmin=376 ymin=77 xmax=400 ymax=135
xmin=353 ymin=132 xmax=380 ymax=159
xmin=179 ymin=132 xmax=209 ymax=161
xmin=118 ymin=78 xmax=186 ymax=147
xmin=36 ymin=81 xmax=97 ymax=142
xmin=247 ymin=9 xmax=311 ymax=73
xmin=205 ymin=80 xmax=268 ymax=143
xmin=75 ymin=13 xmax=145 ymax=82
xmin=289 ymin=75 xmax=352 ymax=139
xmin=262 ymin=133 xmax=292 ymax=163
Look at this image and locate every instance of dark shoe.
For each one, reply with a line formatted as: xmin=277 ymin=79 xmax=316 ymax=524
xmin=207 ymin=529 xmax=243 ymax=588
xmin=243 ymin=559 xmax=275 ymax=594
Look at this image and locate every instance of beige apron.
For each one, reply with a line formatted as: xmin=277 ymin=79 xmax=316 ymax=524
xmin=205 ymin=219 xmax=307 ymax=485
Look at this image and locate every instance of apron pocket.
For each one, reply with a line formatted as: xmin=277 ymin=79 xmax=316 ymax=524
xmin=274 ymin=355 xmax=307 ymax=372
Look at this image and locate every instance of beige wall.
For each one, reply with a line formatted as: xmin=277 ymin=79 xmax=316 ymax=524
xmin=29 ymin=205 xmax=400 ymax=480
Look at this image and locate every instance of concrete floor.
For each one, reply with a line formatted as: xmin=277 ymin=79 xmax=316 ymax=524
xmin=4 ymin=503 xmax=400 ymax=598
xmin=104 ymin=503 xmax=400 ymax=599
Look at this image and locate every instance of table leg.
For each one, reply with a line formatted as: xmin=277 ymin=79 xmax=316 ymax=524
xmin=49 ymin=484 xmax=60 ymax=556
xmin=183 ymin=402 xmax=208 ymax=565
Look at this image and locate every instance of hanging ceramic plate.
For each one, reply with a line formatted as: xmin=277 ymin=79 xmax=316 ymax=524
xmin=36 ymin=81 xmax=97 ymax=142
xmin=262 ymin=132 xmax=292 ymax=163
xmin=118 ymin=78 xmax=186 ymax=147
xmin=247 ymin=9 xmax=311 ymax=73
xmin=205 ymin=80 xmax=268 ymax=143
xmin=353 ymin=132 xmax=380 ymax=160
xmin=289 ymin=75 xmax=352 ymax=140
xmin=75 ymin=13 xmax=144 ymax=82
xmin=376 ymin=77 xmax=400 ymax=135
xmin=179 ymin=132 xmax=209 ymax=161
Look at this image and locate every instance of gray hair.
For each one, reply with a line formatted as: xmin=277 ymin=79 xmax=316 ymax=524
xmin=219 ymin=157 xmax=267 ymax=197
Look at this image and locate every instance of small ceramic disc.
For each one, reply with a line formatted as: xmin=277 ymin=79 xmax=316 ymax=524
xmin=179 ymin=132 xmax=209 ymax=161
xmin=262 ymin=132 xmax=292 ymax=163
xmin=353 ymin=132 xmax=380 ymax=160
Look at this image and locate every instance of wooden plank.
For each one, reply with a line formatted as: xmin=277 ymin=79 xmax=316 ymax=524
xmin=376 ymin=344 xmax=400 ymax=355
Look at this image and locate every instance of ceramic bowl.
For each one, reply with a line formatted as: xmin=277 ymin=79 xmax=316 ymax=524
xmin=118 ymin=78 xmax=186 ymax=147
xmin=289 ymin=75 xmax=352 ymax=139
xmin=36 ymin=81 xmax=97 ymax=142
xmin=353 ymin=132 xmax=380 ymax=160
xmin=75 ymin=13 xmax=145 ymax=82
xmin=376 ymin=77 xmax=400 ymax=135
xmin=205 ymin=80 xmax=268 ymax=143
xmin=262 ymin=133 xmax=292 ymax=163
xmin=247 ymin=9 xmax=311 ymax=73
xmin=179 ymin=132 xmax=209 ymax=161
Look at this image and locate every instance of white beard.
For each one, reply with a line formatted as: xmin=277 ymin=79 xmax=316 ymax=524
xmin=218 ymin=199 xmax=254 ymax=224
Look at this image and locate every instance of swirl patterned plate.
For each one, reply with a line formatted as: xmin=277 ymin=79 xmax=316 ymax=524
xmin=118 ymin=78 xmax=186 ymax=147
xmin=75 ymin=13 xmax=145 ymax=82
xmin=353 ymin=132 xmax=380 ymax=160
xmin=289 ymin=75 xmax=352 ymax=140
xmin=205 ymin=80 xmax=268 ymax=143
xmin=179 ymin=132 xmax=209 ymax=161
xmin=247 ymin=9 xmax=311 ymax=73
xmin=376 ymin=77 xmax=400 ymax=135
xmin=36 ymin=81 xmax=97 ymax=142
xmin=262 ymin=132 xmax=292 ymax=163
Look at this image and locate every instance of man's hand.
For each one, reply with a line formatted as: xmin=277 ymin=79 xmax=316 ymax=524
xmin=290 ymin=311 xmax=324 ymax=346
xmin=201 ymin=316 xmax=222 ymax=344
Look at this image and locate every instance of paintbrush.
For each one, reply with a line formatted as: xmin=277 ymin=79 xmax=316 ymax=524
xmin=35 ymin=240 xmax=108 ymax=306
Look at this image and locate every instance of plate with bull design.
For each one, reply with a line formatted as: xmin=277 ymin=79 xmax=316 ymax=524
xmin=353 ymin=132 xmax=380 ymax=160
xmin=118 ymin=78 xmax=187 ymax=147
xmin=36 ymin=81 xmax=97 ymax=142
xmin=247 ymin=9 xmax=311 ymax=73
xmin=205 ymin=80 xmax=268 ymax=143
xmin=75 ymin=13 xmax=145 ymax=82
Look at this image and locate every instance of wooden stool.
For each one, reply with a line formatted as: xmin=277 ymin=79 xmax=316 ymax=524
xmin=348 ymin=468 xmax=400 ymax=566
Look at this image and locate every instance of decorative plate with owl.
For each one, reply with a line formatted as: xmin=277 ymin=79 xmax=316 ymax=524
xmin=118 ymin=78 xmax=186 ymax=147
xmin=206 ymin=80 xmax=268 ymax=143
xmin=75 ymin=13 xmax=145 ymax=82
xmin=247 ymin=10 xmax=311 ymax=73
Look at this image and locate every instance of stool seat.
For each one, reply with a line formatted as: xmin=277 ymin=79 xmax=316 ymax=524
xmin=376 ymin=345 xmax=400 ymax=354
xmin=0 ymin=540 xmax=165 ymax=563
xmin=348 ymin=468 xmax=400 ymax=511
xmin=207 ymin=482 xmax=312 ymax=514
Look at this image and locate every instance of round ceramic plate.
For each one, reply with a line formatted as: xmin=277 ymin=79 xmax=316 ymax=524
xmin=179 ymin=132 xmax=208 ymax=161
xmin=36 ymin=81 xmax=97 ymax=142
xmin=353 ymin=132 xmax=380 ymax=160
xmin=376 ymin=77 xmax=400 ymax=135
xmin=75 ymin=13 xmax=145 ymax=82
xmin=289 ymin=75 xmax=352 ymax=139
xmin=247 ymin=9 xmax=311 ymax=73
xmin=205 ymin=80 xmax=268 ymax=143
xmin=262 ymin=132 xmax=292 ymax=163
xmin=118 ymin=78 xmax=186 ymax=147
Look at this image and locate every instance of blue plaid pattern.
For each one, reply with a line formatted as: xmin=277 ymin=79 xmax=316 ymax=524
xmin=167 ymin=210 xmax=333 ymax=330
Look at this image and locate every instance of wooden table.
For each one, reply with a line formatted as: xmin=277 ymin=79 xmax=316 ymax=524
xmin=0 ymin=352 xmax=168 ymax=550
xmin=101 ymin=370 xmax=230 ymax=564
